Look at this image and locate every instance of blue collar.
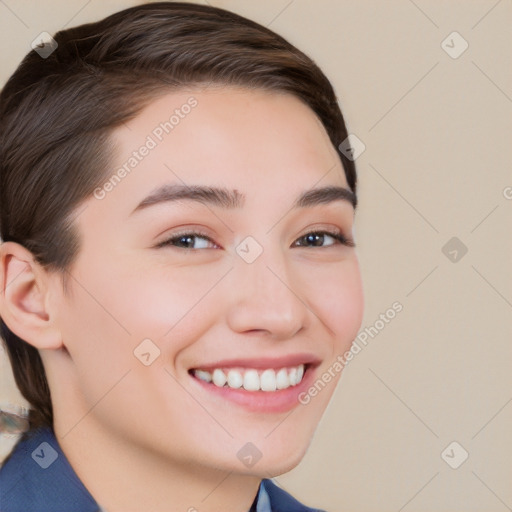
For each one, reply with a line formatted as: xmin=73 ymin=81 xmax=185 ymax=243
xmin=0 ymin=427 xmax=322 ymax=511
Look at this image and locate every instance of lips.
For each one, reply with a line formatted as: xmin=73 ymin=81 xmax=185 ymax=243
xmin=187 ymin=354 xmax=321 ymax=413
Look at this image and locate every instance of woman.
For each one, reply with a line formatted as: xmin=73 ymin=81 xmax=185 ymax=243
xmin=0 ymin=2 xmax=364 ymax=511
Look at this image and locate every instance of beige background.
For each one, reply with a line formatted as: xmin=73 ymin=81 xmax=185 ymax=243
xmin=1 ymin=1 xmax=511 ymax=510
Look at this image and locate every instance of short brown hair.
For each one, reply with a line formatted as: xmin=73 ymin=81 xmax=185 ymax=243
xmin=0 ymin=1 xmax=357 ymax=431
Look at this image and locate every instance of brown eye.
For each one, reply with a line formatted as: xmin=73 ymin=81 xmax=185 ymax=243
xmin=157 ymin=231 xmax=218 ymax=250
xmin=294 ymin=230 xmax=354 ymax=248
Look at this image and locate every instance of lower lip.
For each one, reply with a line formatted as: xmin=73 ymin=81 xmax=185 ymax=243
xmin=189 ymin=366 xmax=316 ymax=413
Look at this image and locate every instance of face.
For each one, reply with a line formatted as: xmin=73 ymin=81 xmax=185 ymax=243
xmin=49 ymin=87 xmax=364 ymax=476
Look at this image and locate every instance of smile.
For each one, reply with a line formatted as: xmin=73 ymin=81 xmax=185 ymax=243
xmin=192 ymin=364 xmax=305 ymax=392
xmin=188 ymin=355 xmax=320 ymax=413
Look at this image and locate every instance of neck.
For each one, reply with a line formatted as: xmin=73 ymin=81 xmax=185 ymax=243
xmin=54 ymin=417 xmax=261 ymax=512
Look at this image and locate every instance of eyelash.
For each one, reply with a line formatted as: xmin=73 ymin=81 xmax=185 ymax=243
xmin=156 ymin=229 xmax=355 ymax=250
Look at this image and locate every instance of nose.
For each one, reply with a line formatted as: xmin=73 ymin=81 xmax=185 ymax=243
xmin=225 ymin=245 xmax=309 ymax=339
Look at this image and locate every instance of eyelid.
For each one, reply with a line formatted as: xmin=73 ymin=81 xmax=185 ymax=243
xmin=295 ymin=219 xmax=355 ymax=242
xmin=155 ymin=226 xmax=355 ymax=250
xmin=295 ymin=227 xmax=355 ymax=248
xmin=155 ymin=228 xmax=219 ymax=249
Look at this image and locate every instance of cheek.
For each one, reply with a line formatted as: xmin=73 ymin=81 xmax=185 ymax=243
xmin=69 ymin=258 xmax=224 ymax=336
xmin=113 ymin=263 xmax=229 ymax=341
xmin=312 ymin=258 xmax=364 ymax=349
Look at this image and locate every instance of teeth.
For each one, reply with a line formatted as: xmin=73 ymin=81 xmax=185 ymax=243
xmin=289 ymin=367 xmax=298 ymax=386
xmin=193 ymin=364 xmax=306 ymax=392
xmin=243 ymin=369 xmax=260 ymax=391
xmin=296 ymin=364 xmax=304 ymax=383
xmin=276 ymin=368 xmax=290 ymax=390
xmin=212 ymin=368 xmax=227 ymax=387
xmin=227 ymin=369 xmax=243 ymax=389
xmin=260 ymin=369 xmax=277 ymax=392
xmin=194 ymin=369 xmax=212 ymax=383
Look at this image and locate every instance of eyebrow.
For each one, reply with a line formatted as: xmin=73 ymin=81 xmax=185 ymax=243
xmin=131 ymin=183 xmax=357 ymax=214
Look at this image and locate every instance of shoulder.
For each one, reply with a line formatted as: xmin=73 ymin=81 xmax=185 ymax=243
xmin=0 ymin=427 xmax=99 ymax=512
xmin=261 ymin=478 xmax=327 ymax=512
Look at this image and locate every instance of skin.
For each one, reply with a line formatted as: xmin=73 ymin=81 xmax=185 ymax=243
xmin=0 ymin=87 xmax=364 ymax=512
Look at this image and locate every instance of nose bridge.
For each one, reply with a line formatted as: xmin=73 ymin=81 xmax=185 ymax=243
xmin=226 ymin=239 xmax=308 ymax=337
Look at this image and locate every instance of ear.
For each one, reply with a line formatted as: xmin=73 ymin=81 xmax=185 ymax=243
xmin=0 ymin=241 xmax=62 ymax=350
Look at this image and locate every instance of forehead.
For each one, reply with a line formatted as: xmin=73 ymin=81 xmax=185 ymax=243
xmin=107 ymin=87 xmax=347 ymax=191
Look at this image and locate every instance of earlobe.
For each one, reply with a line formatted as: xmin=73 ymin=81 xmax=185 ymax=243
xmin=0 ymin=241 xmax=62 ymax=350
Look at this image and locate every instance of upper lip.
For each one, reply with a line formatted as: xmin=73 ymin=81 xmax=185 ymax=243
xmin=190 ymin=353 xmax=322 ymax=371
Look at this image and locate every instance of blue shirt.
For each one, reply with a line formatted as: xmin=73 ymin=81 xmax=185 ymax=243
xmin=0 ymin=427 xmax=325 ymax=512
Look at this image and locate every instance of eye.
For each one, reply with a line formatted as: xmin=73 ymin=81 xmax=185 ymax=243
xmin=156 ymin=229 xmax=355 ymax=250
xmin=156 ymin=231 xmax=219 ymax=250
xmin=293 ymin=230 xmax=355 ymax=248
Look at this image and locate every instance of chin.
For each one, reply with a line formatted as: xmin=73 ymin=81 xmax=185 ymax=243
xmin=246 ymin=454 xmax=306 ymax=478
xmin=247 ymin=438 xmax=311 ymax=477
